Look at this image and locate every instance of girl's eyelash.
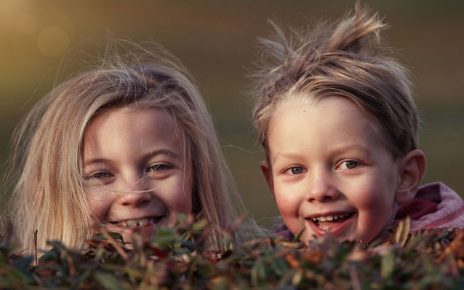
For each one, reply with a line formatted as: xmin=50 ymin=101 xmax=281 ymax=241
xmin=84 ymin=171 xmax=113 ymax=180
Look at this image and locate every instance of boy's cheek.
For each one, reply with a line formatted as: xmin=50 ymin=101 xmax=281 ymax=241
xmin=281 ymin=214 xmax=306 ymax=239
xmin=274 ymin=188 xmax=299 ymax=214
xmin=259 ymin=160 xmax=274 ymax=192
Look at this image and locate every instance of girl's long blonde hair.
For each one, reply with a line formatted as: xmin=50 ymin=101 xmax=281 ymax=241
xmin=6 ymin=42 xmax=255 ymax=254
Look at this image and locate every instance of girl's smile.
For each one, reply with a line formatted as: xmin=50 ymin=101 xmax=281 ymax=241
xmin=104 ymin=215 xmax=166 ymax=240
xmin=107 ymin=215 xmax=165 ymax=229
xmin=83 ymin=106 xmax=193 ymax=243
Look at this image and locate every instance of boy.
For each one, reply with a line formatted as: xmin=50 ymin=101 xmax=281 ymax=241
xmin=252 ymin=8 xmax=464 ymax=245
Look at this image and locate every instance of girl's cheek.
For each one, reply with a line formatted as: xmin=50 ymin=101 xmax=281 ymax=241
xmin=85 ymin=191 xmax=109 ymax=220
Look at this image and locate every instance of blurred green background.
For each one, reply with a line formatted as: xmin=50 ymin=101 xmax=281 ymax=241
xmin=1 ymin=0 xmax=463 ymax=225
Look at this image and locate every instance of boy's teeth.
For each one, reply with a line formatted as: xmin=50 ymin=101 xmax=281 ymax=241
xmin=311 ymin=213 xmax=351 ymax=222
xmin=128 ymin=220 xmax=138 ymax=227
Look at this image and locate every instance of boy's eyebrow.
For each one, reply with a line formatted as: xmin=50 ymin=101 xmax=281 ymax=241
xmin=271 ymin=152 xmax=304 ymax=164
xmin=271 ymin=144 xmax=371 ymax=164
xmin=83 ymin=149 xmax=179 ymax=166
xmin=329 ymin=144 xmax=371 ymax=156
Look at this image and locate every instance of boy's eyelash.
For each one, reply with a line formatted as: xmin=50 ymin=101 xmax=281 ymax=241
xmin=284 ymin=165 xmax=306 ymax=175
xmin=337 ymin=160 xmax=361 ymax=170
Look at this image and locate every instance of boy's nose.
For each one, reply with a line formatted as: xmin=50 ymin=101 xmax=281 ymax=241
xmin=306 ymin=170 xmax=339 ymax=202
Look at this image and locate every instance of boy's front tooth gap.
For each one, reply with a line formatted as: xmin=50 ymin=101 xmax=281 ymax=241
xmin=311 ymin=213 xmax=352 ymax=223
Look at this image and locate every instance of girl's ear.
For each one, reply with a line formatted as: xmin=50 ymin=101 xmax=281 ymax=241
xmin=395 ymin=149 xmax=426 ymax=204
xmin=260 ymin=160 xmax=274 ymax=194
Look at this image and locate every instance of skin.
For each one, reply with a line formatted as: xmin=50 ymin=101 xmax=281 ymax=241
xmin=261 ymin=96 xmax=425 ymax=244
xmin=82 ymin=106 xmax=193 ymax=243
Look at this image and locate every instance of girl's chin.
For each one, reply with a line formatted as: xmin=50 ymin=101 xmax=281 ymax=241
xmin=105 ymin=223 xmax=157 ymax=243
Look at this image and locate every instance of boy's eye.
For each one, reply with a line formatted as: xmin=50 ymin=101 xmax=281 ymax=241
xmin=338 ymin=160 xmax=359 ymax=170
xmin=285 ymin=166 xmax=305 ymax=175
xmin=147 ymin=163 xmax=175 ymax=172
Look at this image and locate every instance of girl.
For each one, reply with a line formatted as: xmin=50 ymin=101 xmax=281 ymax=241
xmin=4 ymin=42 xmax=257 ymax=254
xmin=251 ymin=8 xmax=464 ymax=245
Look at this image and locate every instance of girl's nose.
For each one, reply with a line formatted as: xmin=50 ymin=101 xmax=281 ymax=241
xmin=119 ymin=191 xmax=152 ymax=207
xmin=306 ymin=170 xmax=339 ymax=202
xmin=117 ymin=176 xmax=153 ymax=208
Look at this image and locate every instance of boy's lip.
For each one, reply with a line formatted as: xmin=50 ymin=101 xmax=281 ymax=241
xmin=305 ymin=211 xmax=356 ymax=237
xmin=305 ymin=210 xmax=355 ymax=220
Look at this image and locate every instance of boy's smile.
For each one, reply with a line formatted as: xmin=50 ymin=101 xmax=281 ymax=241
xmin=306 ymin=211 xmax=356 ymax=236
xmin=261 ymin=95 xmax=405 ymax=244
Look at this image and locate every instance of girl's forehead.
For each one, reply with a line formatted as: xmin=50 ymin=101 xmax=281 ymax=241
xmin=92 ymin=105 xmax=176 ymax=126
xmin=85 ymin=106 xmax=185 ymax=146
xmin=81 ymin=105 xmax=191 ymax=166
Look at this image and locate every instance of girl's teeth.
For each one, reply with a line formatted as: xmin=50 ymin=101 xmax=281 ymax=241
xmin=117 ymin=217 xmax=158 ymax=229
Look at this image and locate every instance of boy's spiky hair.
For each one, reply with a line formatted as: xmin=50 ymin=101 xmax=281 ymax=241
xmin=252 ymin=6 xmax=418 ymax=159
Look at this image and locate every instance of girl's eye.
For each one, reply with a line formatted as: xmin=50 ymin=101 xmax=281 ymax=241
xmin=85 ymin=171 xmax=113 ymax=180
xmin=338 ymin=160 xmax=359 ymax=170
xmin=83 ymin=171 xmax=114 ymax=186
xmin=147 ymin=163 xmax=175 ymax=172
xmin=286 ymin=166 xmax=305 ymax=175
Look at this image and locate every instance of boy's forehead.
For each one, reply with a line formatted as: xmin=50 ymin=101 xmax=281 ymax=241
xmin=279 ymin=91 xmax=317 ymax=106
xmin=274 ymin=93 xmax=362 ymax=116
xmin=268 ymin=95 xmax=390 ymax=151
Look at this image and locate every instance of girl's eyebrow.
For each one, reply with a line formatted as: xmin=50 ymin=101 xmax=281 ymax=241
xmin=83 ymin=149 xmax=179 ymax=166
xmin=83 ymin=158 xmax=109 ymax=167
xmin=144 ymin=149 xmax=179 ymax=160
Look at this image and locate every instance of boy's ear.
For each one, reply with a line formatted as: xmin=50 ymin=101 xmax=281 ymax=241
xmin=395 ymin=149 xmax=426 ymax=204
xmin=260 ymin=160 xmax=274 ymax=194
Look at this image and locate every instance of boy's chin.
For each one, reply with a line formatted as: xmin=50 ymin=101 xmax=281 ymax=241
xmin=298 ymin=228 xmax=389 ymax=248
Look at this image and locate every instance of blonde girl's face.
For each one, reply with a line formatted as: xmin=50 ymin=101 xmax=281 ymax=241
xmin=261 ymin=96 xmax=403 ymax=244
xmin=82 ymin=106 xmax=193 ymax=243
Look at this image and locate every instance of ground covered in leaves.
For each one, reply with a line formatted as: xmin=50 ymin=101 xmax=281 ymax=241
xmin=1 ymin=217 xmax=463 ymax=290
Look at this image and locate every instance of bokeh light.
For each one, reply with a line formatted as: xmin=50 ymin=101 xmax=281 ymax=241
xmin=37 ymin=26 xmax=70 ymax=57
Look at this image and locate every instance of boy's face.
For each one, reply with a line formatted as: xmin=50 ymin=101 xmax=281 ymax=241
xmin=82 ymin=106 xmax=193 ymax=243
xmin=262 ymin=96 xmax=404 ymax=244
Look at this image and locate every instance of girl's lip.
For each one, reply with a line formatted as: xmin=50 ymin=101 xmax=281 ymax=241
xmin=107 ymin=215 xmax=166 ymax=229
xmin=305 ymin=212 xmax=356 ymax=237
